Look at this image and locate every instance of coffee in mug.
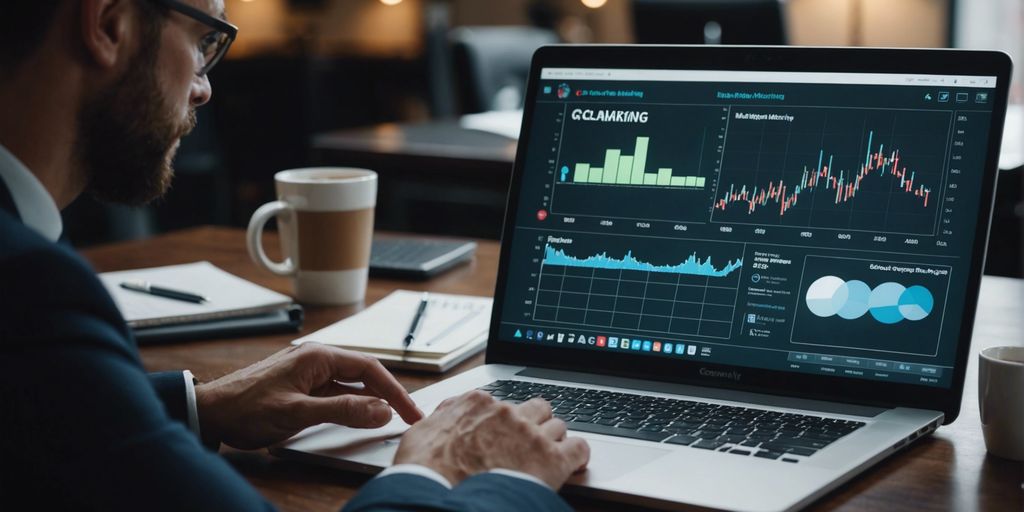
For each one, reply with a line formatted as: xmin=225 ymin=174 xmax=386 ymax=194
xmin=978 ymin=346 xmax=1024 ymax=461
xmin=247 ymin=168 xmax=376 ymax=305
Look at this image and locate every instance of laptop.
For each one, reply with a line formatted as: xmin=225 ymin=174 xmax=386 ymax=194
xmin=274 ymin=46 xmax=1011 ymax=511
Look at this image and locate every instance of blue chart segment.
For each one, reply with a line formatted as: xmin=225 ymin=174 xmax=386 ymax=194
xmin=533 ymin=237 xmax=745 ymax=339
xmin=543 ymin=245 xmax=743 ymax=277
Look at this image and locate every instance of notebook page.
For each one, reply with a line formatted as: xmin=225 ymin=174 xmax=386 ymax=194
xmin=99 ymin=261 xmax=292 ymax=327
xmin=294 ymin=290 xmax=492 ymax=356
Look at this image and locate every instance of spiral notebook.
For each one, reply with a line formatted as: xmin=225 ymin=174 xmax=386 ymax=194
xmin=292 ymin=290 xmax=492 ymax=372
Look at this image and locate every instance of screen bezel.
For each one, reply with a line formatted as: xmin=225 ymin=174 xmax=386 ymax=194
xmin=486 ymin=45 xmax=1012 ymax=424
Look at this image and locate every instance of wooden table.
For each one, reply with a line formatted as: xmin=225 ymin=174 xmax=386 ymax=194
xmin=82 ymin=226 xmax=1023 ymax=512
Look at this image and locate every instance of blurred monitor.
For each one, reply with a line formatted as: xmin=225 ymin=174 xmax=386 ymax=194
xmin=632 ymin=0 xmax=786 ymax=45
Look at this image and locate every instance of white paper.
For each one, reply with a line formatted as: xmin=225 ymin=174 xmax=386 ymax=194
xmin=294 ymin=290 xmax=492 ymax=356
xmin=98 ymin=261 xmax=292 ymax=327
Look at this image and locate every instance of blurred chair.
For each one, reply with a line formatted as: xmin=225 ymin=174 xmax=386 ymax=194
xmin=632 ymin=0 xmax=787 ymax=45
xmin=450 ymin=26 xmax=559 ymax=113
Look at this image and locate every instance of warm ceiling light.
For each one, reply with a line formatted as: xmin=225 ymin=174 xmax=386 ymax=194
xmin=581 ymin=0 xmax=607 ymax=8
xmin=380 ymin=0 xmax=403 ymax=5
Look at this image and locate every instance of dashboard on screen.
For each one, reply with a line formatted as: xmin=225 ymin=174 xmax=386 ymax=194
xmin=496 ymin=68 xmax=998 ymax=389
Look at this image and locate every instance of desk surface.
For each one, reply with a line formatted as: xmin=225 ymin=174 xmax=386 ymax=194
xmin=82 ymin=226 xmax=1023 ymax=512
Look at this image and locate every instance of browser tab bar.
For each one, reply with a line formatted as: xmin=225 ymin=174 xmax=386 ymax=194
xmin=539 ymin=68 xmax=998 ymax=88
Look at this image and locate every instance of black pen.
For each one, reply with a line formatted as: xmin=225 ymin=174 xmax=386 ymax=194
xmin=120 ymin=279 xmax=209 ymax=304
xmin=403 ymin=293 xmax=430 ymax=349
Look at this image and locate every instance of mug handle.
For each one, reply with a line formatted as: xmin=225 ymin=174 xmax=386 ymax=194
xmin=246 ymin=201 xmax=297 ymax=276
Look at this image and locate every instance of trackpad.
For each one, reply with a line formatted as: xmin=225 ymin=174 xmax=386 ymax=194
xmin=570 ymin=438 xmax=671 ymax=486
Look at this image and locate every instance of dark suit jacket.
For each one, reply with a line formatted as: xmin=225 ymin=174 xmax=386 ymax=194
xmin=0 ymin=179 xmax=569 ymax=511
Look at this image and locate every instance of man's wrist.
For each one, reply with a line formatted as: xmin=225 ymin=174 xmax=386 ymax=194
xmin=194 ymin=382 xmax=224 ymax=449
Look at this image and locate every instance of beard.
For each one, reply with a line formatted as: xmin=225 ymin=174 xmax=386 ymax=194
xmin=75 ymin=33 xmax=197 ymax=206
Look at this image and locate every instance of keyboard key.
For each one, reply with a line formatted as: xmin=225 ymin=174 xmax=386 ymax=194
xmin=728 ymin=449 xmax=752 ymax=456
xmin=781 ymin=458 xmax=800 ymax=463
xmin=567 ymin=421 xmax=673 ymax=442
xmin=754 ymin=451 xmax=784 ymax=460
xmin=785 ymin=447 xmax=818 ymax=457
xmin=691 ymin=439 xmax=726 ymax=450
xmin=665 ymin=435 xmax=699 ymax=446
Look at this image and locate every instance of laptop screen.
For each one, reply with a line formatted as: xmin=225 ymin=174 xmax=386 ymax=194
xmin=495 ymin=66 xmax=999 ymax=389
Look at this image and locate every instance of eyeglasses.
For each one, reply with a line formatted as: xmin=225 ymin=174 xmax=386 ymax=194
xmin=149 ymin=0 xmax=238 ymax=76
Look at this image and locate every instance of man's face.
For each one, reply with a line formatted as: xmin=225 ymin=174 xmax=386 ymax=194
xmin=77 ymin=0 xmax=220 ymax=206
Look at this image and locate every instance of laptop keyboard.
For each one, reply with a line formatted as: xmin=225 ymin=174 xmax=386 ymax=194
xmin=479 ymin=380 xmax=866 ymax=462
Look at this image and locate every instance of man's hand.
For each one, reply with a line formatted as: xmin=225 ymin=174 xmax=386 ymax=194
xmin=393 ymin=390 xmax=590 ymax=490
xmin=195 ymin=343 xmax=422 ymax=449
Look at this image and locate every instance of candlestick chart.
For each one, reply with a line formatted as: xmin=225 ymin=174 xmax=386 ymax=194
xmin=711 ymin=107 xmax=952 ymax=235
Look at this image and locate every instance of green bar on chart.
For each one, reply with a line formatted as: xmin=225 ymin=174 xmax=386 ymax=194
xmin=589 ymin=168 xmax=604 ymax=183
xmin=643 ymin=173 xmax=657 ymax=185
xmin=685 ymin=176 xmax=697 ymax=187
xmin=656 ymin=168 xmax=672 ymax=186
xmin=696 ymin=177 xmax=706 ymax=187
xmin=631 ymin=137 xmax=648 ymax=184
xmin=602 ymin=149 xmax=621 ymax=184
xmin=617 ymin=156 xmax=633 ymax=184
xmin=670 ymin=176 xmax=686 ymax=186
xmin=573 ymin=163 xmax=590 ymax=183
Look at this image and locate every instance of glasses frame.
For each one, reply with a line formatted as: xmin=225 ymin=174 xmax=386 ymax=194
xmin=149 ymin=0 xmax=238 ymax=76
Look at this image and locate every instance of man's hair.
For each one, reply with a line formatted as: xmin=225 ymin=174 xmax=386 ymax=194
xmin=0 ymin=1 xmax=167 ymax=73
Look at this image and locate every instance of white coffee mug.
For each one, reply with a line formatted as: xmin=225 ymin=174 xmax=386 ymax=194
xmin=978 ymin=346 xmax=1024 ymax=461
xmin=247 ymin=168 xmax=377 ymax=305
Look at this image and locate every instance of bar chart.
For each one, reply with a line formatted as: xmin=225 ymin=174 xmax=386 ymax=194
xmin=562 ymin=136 xmax=707 ymax=189
xmin=550 ymin=103 xmax=727 ymax=223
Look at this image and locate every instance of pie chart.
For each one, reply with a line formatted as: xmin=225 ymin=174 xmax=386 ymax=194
xmin=836 ymin=280 xmax=871 ymax=319
xmin=805 ymin=276 xmax=848 ymax=317
xmin=897 ymin=285 xmax=934 ymax=321
xmin=868 ymin=282 xmax=906 ymax=324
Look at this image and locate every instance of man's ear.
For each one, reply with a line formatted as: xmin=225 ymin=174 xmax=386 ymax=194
xmin=79 ymin=0 xmax=134 ymax=70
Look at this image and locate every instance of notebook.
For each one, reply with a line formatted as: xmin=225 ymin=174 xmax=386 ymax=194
xmin=292 ymin=290 xmax=492 ymax=372
xmin=98 ymin=261 xmax=298 ymax=338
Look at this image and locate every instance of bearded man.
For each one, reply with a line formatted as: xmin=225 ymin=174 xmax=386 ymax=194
xmin=0 ymin=1 xmax=588 ymax=510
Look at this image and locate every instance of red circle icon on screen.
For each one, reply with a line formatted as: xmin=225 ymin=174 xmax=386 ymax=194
xmin=536 ymin=209 xmax=548 ymax=221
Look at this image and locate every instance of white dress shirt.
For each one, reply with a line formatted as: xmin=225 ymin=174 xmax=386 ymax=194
xmin=0 ymin=144 xmax=62 ymax=242
xmin=0 ymin=143 xmax=546 ymax=491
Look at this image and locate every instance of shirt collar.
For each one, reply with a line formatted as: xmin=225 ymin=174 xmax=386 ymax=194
xmin=0 ymin=144 xmax=63 ymax=242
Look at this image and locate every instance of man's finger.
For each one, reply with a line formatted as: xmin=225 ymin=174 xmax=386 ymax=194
xmin=558 ymin=436 xmax=591 ymax=477
xmin=539 ymin=417 xmax=567 ymax=440
xmin=302 ymin=395 xmax=394 ymax=429
xmin=311 ymin=380 xmax=376 ymax=398
xmin=326 ymin=349 xmax=423 ymax=424
xmin=515 ymin=397 xmax=553 ymax=424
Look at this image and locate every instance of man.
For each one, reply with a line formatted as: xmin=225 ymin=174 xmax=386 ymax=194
xmin=0 ymin=1 xmax=589 ymax=510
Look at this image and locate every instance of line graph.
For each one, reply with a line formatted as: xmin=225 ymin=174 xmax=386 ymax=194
xmin=532 ymin=238 xmax=744 ymax=339
xmin=711 ymin=107 xmax=951 ymax=235
xmin=543 ymin=244 xmax=743 ymax=277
